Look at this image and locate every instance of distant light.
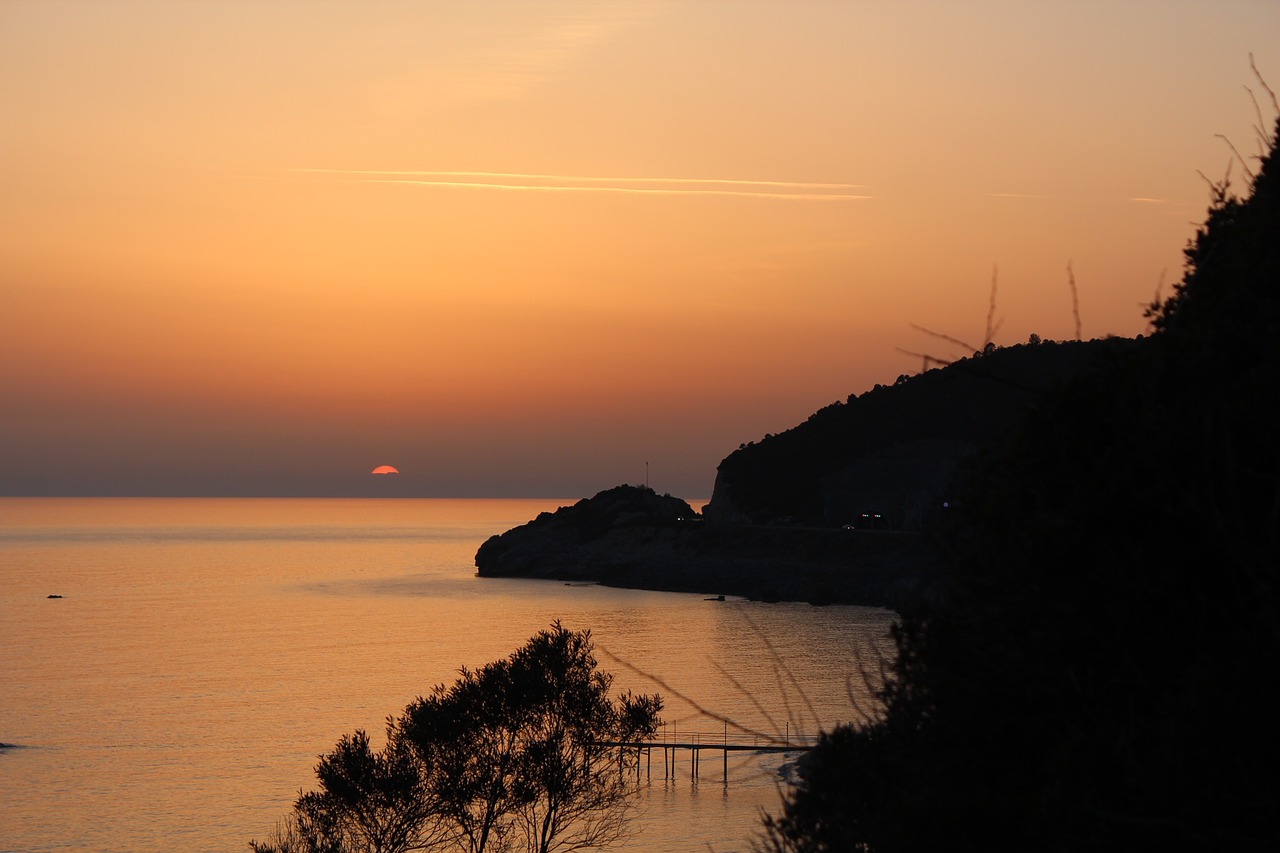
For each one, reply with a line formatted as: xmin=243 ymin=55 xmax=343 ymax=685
xmin=371 ymin=465 xmax=400 ymax=475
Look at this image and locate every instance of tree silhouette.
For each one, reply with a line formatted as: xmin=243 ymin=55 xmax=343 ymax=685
xmin=252 ymin=624 xmax=661 ymax=853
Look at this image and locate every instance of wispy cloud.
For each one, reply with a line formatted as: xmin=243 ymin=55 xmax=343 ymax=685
xmin=1128 ymin=196 xmax=1198 ymax=217
xmin=461 ymin=3 xmax=661 ymax=100
xmin=289 ymin=169 xmax=872 ymax=201
xmin=988 ymin=192 xmax=1048 ymax=199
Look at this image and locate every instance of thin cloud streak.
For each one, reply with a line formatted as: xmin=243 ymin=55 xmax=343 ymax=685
xmin=293 ymin=168 xmax=866 ymax=192
xmin=348 ymin=178 xmax=871 ymax=200
xmin=288 ymin=169 xmax=871 ymax=200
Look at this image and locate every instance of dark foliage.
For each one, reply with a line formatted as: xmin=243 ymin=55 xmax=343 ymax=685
xmin=251 ymin=624 xmax=661 ymax=853
xmin=707 ymin=338 xmax=1138 ymax=526
xmin=761 ymin=120 xmax=1280 ymax=852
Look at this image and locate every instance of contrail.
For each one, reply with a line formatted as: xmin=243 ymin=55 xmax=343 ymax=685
xmin=287 ymin=168 xmax=871 ymax=199
xmin=294 ymin=168 xmax=865 ymax=190
xmin=341 ymin=178 xmax=870 ymax=200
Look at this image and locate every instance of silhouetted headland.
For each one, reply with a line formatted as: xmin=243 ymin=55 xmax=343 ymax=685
xmin=475 ymin=483 xmax=943 ymax=607
xmin=477 ymin=338 xmax=1130 ymax=609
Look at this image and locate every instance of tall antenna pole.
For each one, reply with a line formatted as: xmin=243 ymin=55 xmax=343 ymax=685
xmin=645 ymin=461 xmax=649 ymax=489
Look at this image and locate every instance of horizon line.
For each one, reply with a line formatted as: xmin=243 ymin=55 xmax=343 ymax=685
xmin=0 ymin=492 xmax=713 ymax=501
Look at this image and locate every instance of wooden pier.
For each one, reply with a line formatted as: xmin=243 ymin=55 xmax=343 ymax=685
xmin=597 ymin=726 xmax=816 ymax=784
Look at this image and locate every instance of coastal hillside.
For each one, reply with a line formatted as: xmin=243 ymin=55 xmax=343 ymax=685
xmin=763 ymin=118 xmax=1280 ymax=850
xmin=475 ymin=340 xmax=1134 ymax=607
xmin=705 ymin=336 xmax=1136 ymax=527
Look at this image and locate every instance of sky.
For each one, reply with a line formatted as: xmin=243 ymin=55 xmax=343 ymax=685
xmin=2 ymin=1 xmax=1277 ymax=499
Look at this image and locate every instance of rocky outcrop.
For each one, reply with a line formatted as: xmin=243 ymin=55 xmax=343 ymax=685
xmin=475 ymin=484 xmax=945 ymax=608
xmin=476 ymin=484 xmax=696 ymax=577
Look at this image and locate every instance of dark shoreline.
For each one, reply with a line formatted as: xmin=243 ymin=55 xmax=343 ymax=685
xmin=477 ymin=519 xmax=944 ymax=611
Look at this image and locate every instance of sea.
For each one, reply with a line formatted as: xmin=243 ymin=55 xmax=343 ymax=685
xmin=0 ymin=498 xmax=898 ymax=853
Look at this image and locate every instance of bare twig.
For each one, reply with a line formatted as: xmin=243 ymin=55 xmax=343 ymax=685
xmin=1251 ymin=52 xmax=1279 ymax=116
xmin=1196 ymin=157 xmax=1236 ymax=207
xmin=845 ymin=641 xmax=894 ymax=729
xmin=1246 ymin=54 xmax=1278 ymax=161
xmin=734 ymin=607 xmax=823 ymax=734
xmin=1216 ymin=133 xmax=1257 ymax=182
xmin=709 ymin=660 xmax=785 ymax=737
xmin=1246 ymin=85 xmax=1271 ymax=153
xmin=909 ymin=323 xmax=977 ymax=355
xmin=1149 ymin=267 xmax=1167 ymax=313
xmin=896 ymin=347 xmax=953 ymax=371
xmin=596 ymin=646 xmax=781 ymax=743
xmin=983 ymin=264 xmax=1000 ymax=347
xmin=1066 ymin=260 xmax=1082 ymax=340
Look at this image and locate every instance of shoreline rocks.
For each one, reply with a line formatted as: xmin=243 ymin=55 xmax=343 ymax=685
xmin=475 ymin=484 xmax=944 ymax=610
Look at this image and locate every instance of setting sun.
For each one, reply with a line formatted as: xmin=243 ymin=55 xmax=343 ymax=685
xmin=0 ymin=1 xmax=1274 ymax=500
xmin=371 ymin=465 xmax=400 ymax=475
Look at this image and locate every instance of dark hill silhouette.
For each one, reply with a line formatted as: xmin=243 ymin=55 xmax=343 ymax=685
xmin=705 ymin=337 xmax=1137 ymax=527
xmin=476 ymin=340 xmax=1135 ymax=608
xmin=476 ymin=485 xmax=695 ymax=578
xmin=762 ymin=117 xmax=1280 ymax=851
xmin=476 ymin=484 xmax=942 ymax=607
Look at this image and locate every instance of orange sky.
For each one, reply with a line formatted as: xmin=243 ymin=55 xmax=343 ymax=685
xmin=2 ymin=1 xmax=1276 ymax=498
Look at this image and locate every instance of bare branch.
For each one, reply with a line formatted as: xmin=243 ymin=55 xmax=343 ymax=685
xmin=983 ymin=264 xmax=1000 ymax=347
xmin=896 ymin=347 xmax=953 ymax=372
xmin=909 ymin=323 xmax=977 ymax=355
xmin=1245 ymin=85 xmax=1271 ymax=154
xmin=1196 ymin=157 xmax=1236 ymax=205
xmin=1251 ymin=52 xmax=1279 ymax=117
xmin=734 ymin=607 xmax=824 ymax=734
xmin=709 ymin=659 xmax=785 ymax=736
xmin=597 ymin=645 xmax=782 ymax=743
xmin=1147 ymin=266 xmax=1167 ymax=315
xmin=1066 ymin=260 xmax=1082 ymax=341
xmin=1216 ymin=133 xmax=1256 ymax=182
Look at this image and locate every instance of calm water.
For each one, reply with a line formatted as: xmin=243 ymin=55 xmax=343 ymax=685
xmin=0 ymin=498 xmax=897 ymax=853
